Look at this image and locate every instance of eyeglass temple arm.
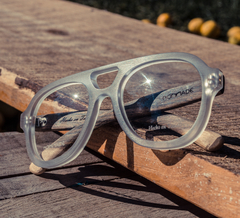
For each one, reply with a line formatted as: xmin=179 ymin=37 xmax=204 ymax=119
xmin=36 ymin=80 xmax=210 ymax=131
xmin=45 ymin=79 xmax=223 ymax=147
xmin=29 ymin=79 xmax=224 ymax=175
xmin=38 ymin=110 xmax=223 ymax=153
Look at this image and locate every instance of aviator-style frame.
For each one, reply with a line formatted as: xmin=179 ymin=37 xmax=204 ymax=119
xmin=20 ymin=52 xmax=224 ymax=169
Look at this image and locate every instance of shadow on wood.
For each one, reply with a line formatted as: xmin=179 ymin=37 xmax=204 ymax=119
xmin=87 ymin=123 xmax=187 ymax=168
xmin=39 ymin=163 xmax=214 ymax=217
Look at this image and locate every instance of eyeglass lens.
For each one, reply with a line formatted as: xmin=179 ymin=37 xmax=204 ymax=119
xmin=34 ymin=84 xmax=89 ymax=158
xmin=123 ymin=61 xmax=202 ymax=142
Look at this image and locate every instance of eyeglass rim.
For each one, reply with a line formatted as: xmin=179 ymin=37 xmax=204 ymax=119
xmin=20 ymin=52 xmax=224 ymax=169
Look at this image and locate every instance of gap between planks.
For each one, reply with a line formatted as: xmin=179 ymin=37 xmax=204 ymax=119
xmin=0 ymin=166 xmax=214 ymax=218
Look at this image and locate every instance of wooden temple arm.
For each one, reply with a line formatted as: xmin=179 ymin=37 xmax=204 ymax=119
xmin=29 ymin=80 xmax=224 ymax=175
xmin=35 ymin=81 xmax=202 ymax=131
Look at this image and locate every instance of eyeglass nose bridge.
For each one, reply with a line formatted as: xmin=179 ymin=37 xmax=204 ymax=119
xmin=87 ymin=91 xmax=113 ymax=120
xmin=90 ymin=66 xmax=119 ymax=90
xmin=87 ymin=66 xmax=122 ymax=120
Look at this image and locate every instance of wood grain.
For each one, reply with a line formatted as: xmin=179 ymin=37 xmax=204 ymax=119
xmin=0 ymin=163 xmax=123 ymax=200
xmin=0 ymin=0 xmax=238 ymax=88
xmin=86 ymin=123 xmax=240 ymax=218
xmin=0 ymin=131 xmax=103 ymax=178
xmin=0 ymin=0 xmax=240 ymax=217
xmin=0 ymin=177 xmax=212 ymax=218
xmin=0 ymin=132 xmax=212 ymax=218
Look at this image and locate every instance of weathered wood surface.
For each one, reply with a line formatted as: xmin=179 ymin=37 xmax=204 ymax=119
xmin=0 ymin=132 xmax=213 ymax=218
xmin=0 ymin=132 xmax=103 ymax=178
xmin=87 ymin=123 xmax=240 ymax=217
xmin=0 ymin=0 xmax=240 ymax=217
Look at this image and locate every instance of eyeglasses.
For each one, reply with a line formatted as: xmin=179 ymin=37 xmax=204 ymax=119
xmin=20 ymin=52 xmax=224 ymax=170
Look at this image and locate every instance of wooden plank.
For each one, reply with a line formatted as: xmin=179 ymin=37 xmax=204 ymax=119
xmin=0 ymin=0 xmax=239 ymax=217
xmin=0 ymin=132 xmax=213 ymax=217
xmin=0 ymin=177 xmax=214 ymax=218
xmin=0 ymin=163 xmax=126 ymax=200
xmin=0 ymin=0 xmax=238 ymax=95
xmin=0 ymin=132 xmax=103 ymax=178
xmin=86 ymin=123 xmax=240 ymax=218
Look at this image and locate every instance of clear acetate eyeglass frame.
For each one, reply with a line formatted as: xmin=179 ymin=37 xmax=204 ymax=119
xmin=20 ymin=52 xmax=224 ymax=169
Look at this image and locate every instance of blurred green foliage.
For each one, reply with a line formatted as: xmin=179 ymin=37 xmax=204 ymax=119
xmin=68 ymin=0 xmax=240 ymax=40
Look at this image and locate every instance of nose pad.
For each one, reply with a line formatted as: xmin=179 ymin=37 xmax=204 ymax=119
xmin=91 ymin=67 xmax=118 ymax=89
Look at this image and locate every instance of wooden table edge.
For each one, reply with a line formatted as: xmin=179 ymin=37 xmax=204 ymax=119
xmin=1 ymin=67 xmax=240 ymax=218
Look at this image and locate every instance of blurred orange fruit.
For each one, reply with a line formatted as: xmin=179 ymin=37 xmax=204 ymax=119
xmin=188 ymin=18 xmax=204 ymax=34
xmin=227 ymin=26 xmax=240 ymax=38
xmin=228 ymin=32 xmax=240 ymax=45
xmin=200 ymin=20 xmax=220 ymax=38
xmin=156 ymin=13 xmax=172 ymax=27
xmin=141 ymin=19 xmax=151 ymax=24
